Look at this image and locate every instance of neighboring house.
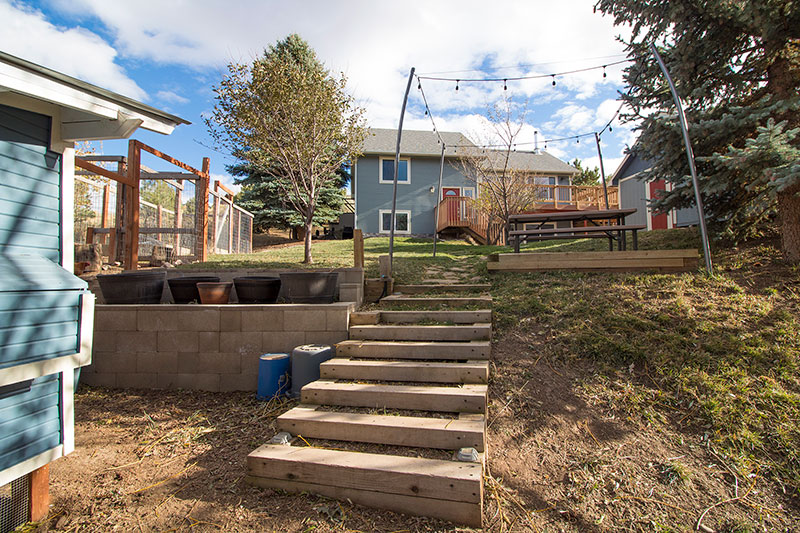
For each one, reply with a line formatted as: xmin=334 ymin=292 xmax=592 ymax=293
xmin=352 ymin=128 xmax=582 ymax=239
xmin=611 ymin=150 xmax=699 ymax=230
xmin=0 ymin=50 xmax=186 ymax=525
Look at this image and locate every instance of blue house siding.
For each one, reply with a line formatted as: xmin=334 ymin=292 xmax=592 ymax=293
xmin=355 ymin=155 xmax=472 ymax=235
xmin=0 ymin=373 xmax=62 ymax=472
xmin=0 ymin=103 xmax=62 ymax=263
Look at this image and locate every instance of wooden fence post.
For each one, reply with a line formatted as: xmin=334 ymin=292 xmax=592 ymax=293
xmin=353 ymin=229 xmax=364 ymax=268
xmin=28 ymin=464 xmax=50 ymax=522
xmin=125 ymin=141 xmax=141 ymax=270
xmin=174 ymin=180 xmax=182 ymax=256
xmin=196 ymin=158 xmax=210 ymax=262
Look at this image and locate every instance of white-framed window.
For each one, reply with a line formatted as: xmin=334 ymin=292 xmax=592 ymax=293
xmin=379 ymin=209 xmax=411 ymax=234
xmin=379 ymin=157 xmax=411 ymax=184
xmin=462 ymin=187 xmax=476 ymax=199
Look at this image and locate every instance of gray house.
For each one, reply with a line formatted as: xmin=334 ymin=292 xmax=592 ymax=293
xmin=611 ymin=150 xmax=699 ymax=230
xmin=353 ymin=128 xmax=579 ymax=238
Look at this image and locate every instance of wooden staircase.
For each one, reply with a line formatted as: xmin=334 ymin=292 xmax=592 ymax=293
xmin=246 ymin=284 xmax=492 ymax=527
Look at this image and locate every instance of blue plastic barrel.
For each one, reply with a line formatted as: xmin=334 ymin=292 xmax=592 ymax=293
xmin=257 ymin=353 xmax=290 ymax=400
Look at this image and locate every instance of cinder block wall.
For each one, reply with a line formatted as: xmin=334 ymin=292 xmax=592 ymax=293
xmin=82 ymin=302 xmax=354 ymax=392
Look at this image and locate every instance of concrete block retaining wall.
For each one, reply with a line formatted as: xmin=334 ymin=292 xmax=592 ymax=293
xmin=82 ymin=302 xmax=355 ymax=392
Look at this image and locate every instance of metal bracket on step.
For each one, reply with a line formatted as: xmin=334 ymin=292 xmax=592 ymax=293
xmin=456 ymin=447 xmax=480 ymax=462
xmin=270 ymin=431 xmax=293 ymax=445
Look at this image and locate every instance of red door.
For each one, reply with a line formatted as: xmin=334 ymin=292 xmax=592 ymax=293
xmin=442 ymin=188 xmax=461 ymax=224
xmin=649 ymin=180 xmax=669 ymax=230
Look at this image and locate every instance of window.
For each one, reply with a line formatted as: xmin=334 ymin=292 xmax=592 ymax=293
xmin=462 ymin=187 xmax=476 ymax=199
xmin=379 ymin=157 xmax=410 ymax=184
xmin=379 ymin=210 xmax=411 ymax=234
xmin=534 ymin=176 xmax=557 ymax=200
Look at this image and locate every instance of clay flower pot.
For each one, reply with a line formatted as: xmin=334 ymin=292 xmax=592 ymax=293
xmin=279 ymin=272 xmax=338 ymax=304
xmin=233 ymin=276 xmax=281 ymax=304
xmin=196 ymin=281 xmax=233 ymax=304
xmin=97 ymin=270 xmax=166 ymax=304
xmin=168 ymin=276 xmax=221 ymax=304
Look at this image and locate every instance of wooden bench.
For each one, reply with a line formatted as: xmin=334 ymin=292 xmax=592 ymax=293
xmin=510 ymin=224 xmax=647 ymax=252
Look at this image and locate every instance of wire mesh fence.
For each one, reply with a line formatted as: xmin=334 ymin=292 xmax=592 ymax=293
xmin=208 ymin=189 xmax=253 ymax=255
xmin=0 ymin=475 xmax=30 ymax=533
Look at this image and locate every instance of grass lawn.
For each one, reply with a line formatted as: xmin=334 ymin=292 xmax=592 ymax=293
xmin=178 ymin=228 xmax=799 ymax=529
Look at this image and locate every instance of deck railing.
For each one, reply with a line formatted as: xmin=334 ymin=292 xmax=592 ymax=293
xmin=531 ymin=184 xmax=619 ymax=209
xmin=436 ymin=196 xmax=489 ymax=238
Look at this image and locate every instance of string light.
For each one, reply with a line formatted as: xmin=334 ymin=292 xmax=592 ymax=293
xmin=455 ymin=79 xmax=459 ymax=91
xmin=416 ymin=57 xmax=632 ymax=83
xmin=603 ymin=65 xmax=607 ymax=78
xmin=503 ymin=79 xmax=507 ymax=91
xmin=551 ymin=75 xmax=556 ymax=87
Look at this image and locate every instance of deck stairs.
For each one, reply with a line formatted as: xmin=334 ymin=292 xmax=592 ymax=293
xmin=246 ymin=283 xmax=492 ymax=527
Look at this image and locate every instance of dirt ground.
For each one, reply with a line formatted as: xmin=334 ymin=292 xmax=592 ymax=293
xmin=37 ymin=330 xmax=798 ymax=532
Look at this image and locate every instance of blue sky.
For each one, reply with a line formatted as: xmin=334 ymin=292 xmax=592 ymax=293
xmin=1 ymin=0 xmax=637 ymax=191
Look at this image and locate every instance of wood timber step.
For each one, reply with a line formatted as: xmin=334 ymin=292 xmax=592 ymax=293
xmin=394 ymin=284 xmax=491 ymax=294
xmin=246 ymin=444 xmax=483 ymax=527
xmin=277 ymin=406 xmax=485 ymax=451
xmin=381 ymin=295 xmax=492 ymax=308
xmin=335 ymin=340 xmax=491 ymax=360
xmin=301 ymin=380 xmax=487 ymax=413
xmin=349 ymin=324 xmax=491 ymax=342
xmin=379 ymin=309 xmax=492 ymax=324
xmin=320 ymin=358 xmax=489 ymax=384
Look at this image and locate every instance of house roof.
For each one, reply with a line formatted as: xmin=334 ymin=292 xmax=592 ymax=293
xmin=363 ymin=128 xmax=577 ymax=175
xmin=363 ymin=128 xmax=474 ymax=157
xmin=0 ymin=50 xmax=189 ymax=139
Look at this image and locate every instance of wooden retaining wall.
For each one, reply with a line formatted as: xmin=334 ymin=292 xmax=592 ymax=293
xmin=487 ymin=249 xmax=699 ymax=273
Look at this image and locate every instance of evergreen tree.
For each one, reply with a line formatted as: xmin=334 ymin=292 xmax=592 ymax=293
xmin=595 ymin=0 xmax=800 ymax=261
xmin=229 ymin=160 xmax=347 ymax=234
xmin=571 ymin=158 xmax=602 ymax=186
xmin=206 ymin=34 xmax=366 ymax=263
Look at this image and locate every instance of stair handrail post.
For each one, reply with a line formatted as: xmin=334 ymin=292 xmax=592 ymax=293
xmin=651 ymin=43 xmax=713 ymax=275
xmin=388 ymin=67 xmax=416 ymax=276
xmin=433 ymin=143 xmax=445 ymax=257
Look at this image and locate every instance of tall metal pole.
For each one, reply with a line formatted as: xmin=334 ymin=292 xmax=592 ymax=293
xmin=388 ymin=67 xmax=415 ymax=275
xmin=432 ymin=143 xmax=446 ymax=257
xmin=594 ymin=132 xmax=610 ymax=210
xmin=651 ymin=43 xmax=713 ymax=275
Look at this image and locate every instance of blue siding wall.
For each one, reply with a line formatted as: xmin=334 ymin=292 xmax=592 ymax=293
xmin=0 ymin=104 xmax=62 ymax=262
xmin=355 ymin=155 xmax=472 ymax=234
xmin=0 ymin=373 xmax=62 ymax=471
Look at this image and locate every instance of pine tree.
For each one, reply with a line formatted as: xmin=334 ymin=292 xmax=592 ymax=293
xmin=571 ymin=158 xmax=602 ymax=186
xmin=206 ymin=34 xmax=365 ymax=263
xmin=595 ymin=0 xmax=800 ymax=261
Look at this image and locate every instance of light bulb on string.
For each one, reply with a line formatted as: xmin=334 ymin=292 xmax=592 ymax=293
xmin=455 ymin=80 xmax=459 ymax=91
xmin=551 ymin=75 xmax=556 ymax=87
xmin=609 ymin=126 xmax=613 ymax=132
xmin=424 ymin=109 xmax=428 ymax=115
xmin=603 ymin=66 xmax=607 ymax=78
xmin=417 ymin=81 xmax=421 ymax=90
xmin=576 ymin=138 xmax=579 ymax=144
xmin=503 ymin=79 xmax=507 ymax=91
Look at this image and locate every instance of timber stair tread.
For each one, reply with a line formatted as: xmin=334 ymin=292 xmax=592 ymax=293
xmin=381 ymin=295 xmax=492 ymax=308
xmin=277 ymin=406 xmax=485 ymax=451
xmin=246 ymin=444 xmax=483 ymax=526
xmin=321 ymin=358 xmax=489 ymax=384
xmin=335 ymin=339 xmax=491 ymax=360
xmin=377 ymin=309 xmax=492 ymax=324
xmin=301 ymin=380 xmax=487 ymax=413
xmin=349 ymin=323 xmax=491 ymax=342
xmin=394 ymin=283 xmax=491 ymax=294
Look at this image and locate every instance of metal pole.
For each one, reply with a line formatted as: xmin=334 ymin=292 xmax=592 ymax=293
xmin=433 ymin=143 xmax=446 ymax=257
xmin=388 ymin=67 xmax=415 ymax=276
xmin=651 ymin=43 xmax=713 ymax=275
xmin=594 ymin=132 xmax=610 ymax=210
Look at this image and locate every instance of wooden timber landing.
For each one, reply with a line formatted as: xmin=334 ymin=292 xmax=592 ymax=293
xmin=488 ymin=249 xmax=699 ymax=272
xmin=246 ymin=284 xmax=492 ymax=528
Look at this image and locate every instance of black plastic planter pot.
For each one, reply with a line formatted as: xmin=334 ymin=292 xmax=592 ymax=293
xmin=97 ymin=270 xmax=166 ymax=304
xmin=233 ymin=276 xmax=281 ymax=304
xmin=279 ymin=272 xmax=338 ymax=304
xmin=168 ymin=276 xmax=221 ymax=304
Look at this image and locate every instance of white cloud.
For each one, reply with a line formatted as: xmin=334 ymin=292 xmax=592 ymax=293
xmin=0 ymin=0 xmax=145 ymax=99
xmin=156 ymin=90 xmax=189 ymax=105
xmin=212 ymin=173 xmax=241 ymax=195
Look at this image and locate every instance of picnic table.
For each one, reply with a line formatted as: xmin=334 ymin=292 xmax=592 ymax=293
xmin=508 ymin=208 xmax=642 ymax=252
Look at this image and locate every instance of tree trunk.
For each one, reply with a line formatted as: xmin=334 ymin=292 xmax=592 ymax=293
xmin=303 ymin=219 xmax=314 ymax=264
xmin=778 ymin=182 xmax=800 ymax=264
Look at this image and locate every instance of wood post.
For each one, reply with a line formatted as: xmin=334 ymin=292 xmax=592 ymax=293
xmin=174 ymin=180 xmax=182 ymax=255
xmin=85 ymin=227 xmax=94 ymax=244
xmin=212 ymin=183 xmax=220 ymax=254
xmin=28 ymin=464 xmax=50 ymax=522
xmin=124 ymin=140 xmax=141 ymax=270
xmin=101 ymin=184 xmax=110 ymax=247
xmin=156 ymin=205 xmax=163 ymax=242
xmin=379 ymin=255 xmax=391 ymax=278
xmin=197 ymin=157 xmax=210 ymax=262
xmin=354 ymin=229 xmax=364 ymax=268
